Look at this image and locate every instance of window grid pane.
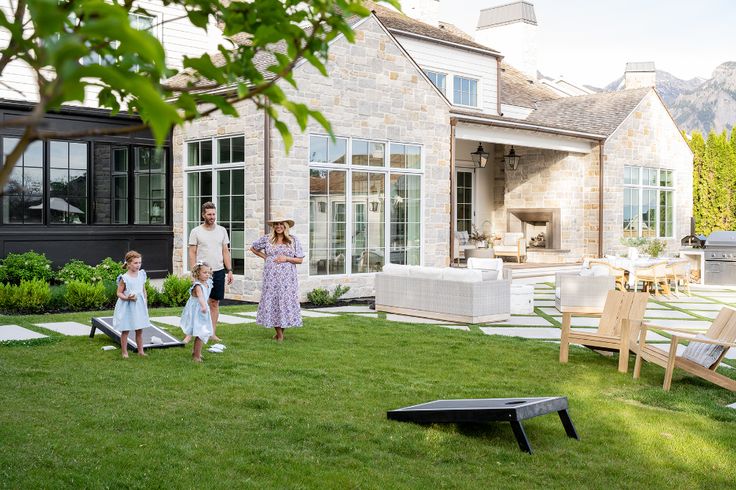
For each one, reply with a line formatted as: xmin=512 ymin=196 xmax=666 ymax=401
xmin=2 ymin=138 xmax=45 ymax=224
xmin=48 ymin=141 xmax=88 ymax=225
xmin=623 ymin=165 xmax=675 ymax=238
xmin=134 ymin=147 xmax=167 ymax=224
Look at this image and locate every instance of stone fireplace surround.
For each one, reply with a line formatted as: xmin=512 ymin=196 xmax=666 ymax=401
xmin=507 ymin=208 xmax=562 ymax=250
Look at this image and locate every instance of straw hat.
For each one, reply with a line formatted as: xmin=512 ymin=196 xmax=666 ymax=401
xmin=267 ymin=216 xmax=295 ymax=228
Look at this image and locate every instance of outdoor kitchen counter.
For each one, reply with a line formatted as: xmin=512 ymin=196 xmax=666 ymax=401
xmin=679 ymin=249 xmax=704 ymax=285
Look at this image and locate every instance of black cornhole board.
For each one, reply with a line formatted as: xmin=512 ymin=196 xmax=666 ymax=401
xmin=387 ymin=397 xmax=579 ymax=454
xmin=91 ymin=317 xmax=185 ymax=350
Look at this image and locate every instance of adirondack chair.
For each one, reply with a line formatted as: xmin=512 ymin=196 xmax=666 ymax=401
xmin=559 ymin=290 xmax=649 ymax=373
xmin=632 ymin=306 xmax=736 ymax=392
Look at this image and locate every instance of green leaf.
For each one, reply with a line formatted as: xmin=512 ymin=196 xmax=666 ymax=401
xmin=273 ymin=119 xmax=293 ymax=152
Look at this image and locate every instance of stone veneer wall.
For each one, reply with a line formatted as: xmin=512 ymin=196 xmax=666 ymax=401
xmin=173 ymin=16 xmax=451 ymax=301
xmin=487 ymin=133 xmax=601 ymax=260
xmin=603 ymin=90 xmax=693 ymax=254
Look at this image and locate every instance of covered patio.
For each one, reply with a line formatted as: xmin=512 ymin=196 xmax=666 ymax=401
xmin=449 ymin=114 xmax=606 ymax=265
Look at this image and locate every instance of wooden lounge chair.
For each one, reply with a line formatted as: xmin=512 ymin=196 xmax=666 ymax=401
xmin=559 ymin=290 xmax=649 ymax=373
xmin=632 ymin=307 xmax=736 ymax=392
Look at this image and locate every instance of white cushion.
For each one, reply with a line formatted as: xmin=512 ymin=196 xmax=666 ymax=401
xmin=555 ymin=287 xmax=561 ymax=299
xmin=441 ymin=267 xmax=483 ymax=283
xmin=579 ymin=268 xmax=594 ymax=277
xmin=681 ymin=334 xmax=725 ymax=368
xmin=382 ymin=264 xmax=410 ymax=276
xmin=502 ymin=233 xmax=523 ymax=246
xmin=411 ymin=266 xmax=444 ymax=280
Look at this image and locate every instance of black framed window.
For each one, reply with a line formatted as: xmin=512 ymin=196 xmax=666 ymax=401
xmin=1 ymin=138 xmax=43 ymax=224
xmin=49 ymin=140 xmax=88 ymax=224
xmin=134 ymin=147 xmax=166 ymax=225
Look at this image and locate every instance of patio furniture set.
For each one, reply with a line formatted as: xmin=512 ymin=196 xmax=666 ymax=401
xmin=559 ymin=289 xmax=736 ymax=392
xmin=455 ymin=231 xmax=527 ymax=264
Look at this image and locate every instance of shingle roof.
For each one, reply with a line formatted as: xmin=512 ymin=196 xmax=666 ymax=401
xmin=524 ymin=87 xmax=651 ymax=136
xmin=477 ymin=1 xmax=537 ymax=29
xmin=368 ymin=3 xmax=500 ymax=56
xmin=499 ymin=62 xmax=559 ymax=108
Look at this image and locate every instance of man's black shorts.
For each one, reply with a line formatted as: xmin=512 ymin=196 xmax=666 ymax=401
xmin=210 ymin=268 xmax=226 ymax=301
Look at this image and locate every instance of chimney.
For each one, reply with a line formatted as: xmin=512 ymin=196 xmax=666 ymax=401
xmin=624 ymin=61 xmax=656 ymax=89
xmin=475 ymin=1 xmax=538 ymax=79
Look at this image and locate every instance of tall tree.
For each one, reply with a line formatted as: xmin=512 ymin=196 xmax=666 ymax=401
xmin=0 ymin=0 xmax=399 ymax=189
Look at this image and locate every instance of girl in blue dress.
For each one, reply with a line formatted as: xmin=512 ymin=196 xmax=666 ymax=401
xmin=180 ymin=262 xmax=213 ymax=362
xmin=113 ymin=250 xmax=152 ymax=358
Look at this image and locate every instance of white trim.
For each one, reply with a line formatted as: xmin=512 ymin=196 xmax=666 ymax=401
xmin=385 ymin=28 xmax=501 ymax=58
xmin=453 ymin=114 xmax=606 ymax=140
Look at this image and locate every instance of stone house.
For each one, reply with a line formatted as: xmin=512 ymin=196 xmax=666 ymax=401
xmin=172 ymin=4 xmax=693 ymax=300
xmin=0 ymin=1 xmax=225 ymax=275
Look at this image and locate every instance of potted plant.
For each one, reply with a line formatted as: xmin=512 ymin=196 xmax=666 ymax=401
xmin=469 ymin=225 xmax=490 ymax=248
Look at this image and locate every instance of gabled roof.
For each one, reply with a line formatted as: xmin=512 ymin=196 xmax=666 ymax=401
xmin=368 ymin=2 xmax=501 ymax=56
xmin=498 ymin=62 xmax=559 ymax=108
xmin=525 ymin=87 xmax=651 ymax=136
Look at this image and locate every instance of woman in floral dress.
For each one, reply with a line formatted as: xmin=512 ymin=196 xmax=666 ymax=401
xmin=249 ymin=217 xmax=305 ymax=341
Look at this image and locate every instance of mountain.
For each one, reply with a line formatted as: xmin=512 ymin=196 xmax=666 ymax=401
xmin=599 ymin=63 xmax=735 ymax=134
xmin=602 ymin=70 xmax=705 ymax=105
xmin=669 ymin=62 xmax=736 ymax=135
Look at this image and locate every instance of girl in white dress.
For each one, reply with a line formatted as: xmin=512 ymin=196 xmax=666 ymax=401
xmin=180 ymin=262 xmax=213 ymax=362
xmin=112 ymin=251 xmax=152 ymax=358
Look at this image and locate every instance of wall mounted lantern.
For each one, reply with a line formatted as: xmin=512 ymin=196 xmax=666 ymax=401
xmin=470 ymin=142 xmax=489 ymax=168
xmin=504 ymin=146 xmax=521 ymax=171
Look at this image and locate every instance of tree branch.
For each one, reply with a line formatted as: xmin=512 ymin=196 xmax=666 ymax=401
xmin=0 ymin=0 xmax=27 ymax=78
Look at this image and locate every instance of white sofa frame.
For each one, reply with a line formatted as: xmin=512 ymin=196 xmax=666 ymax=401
xmin=375 ymin=274 xmax=511 ymax=324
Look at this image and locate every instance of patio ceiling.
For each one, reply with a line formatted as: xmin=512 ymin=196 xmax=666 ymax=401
xmin=455 ymin=122 xmax=598 ymax=154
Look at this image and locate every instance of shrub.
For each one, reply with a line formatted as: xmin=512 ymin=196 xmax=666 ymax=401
xmin=307 ymin=284 xmax=351 ymax=306
xmin=93 ymin=257 xmax=125 ymax=283
xmin=48 ymin=284 xmax=68 ymax=311
xmin=0 ymin=279 xmax=51 ymax=313
xmin=102 ymin=280 xmax=119 ymax=308
xmin=56 ymin=260 xmax=95 ymax=284
xmin=15 ymin=279 xmax=51 ymax=313
xmin=65 ymin=281 xmax=108 ymax=311
xmin=0 ymin=251 xmax=53 ymax=285
xmin=160 ymin=274 xmax=192 ymax=307
xmin=145 ymin=279 xmax=162 ymax=307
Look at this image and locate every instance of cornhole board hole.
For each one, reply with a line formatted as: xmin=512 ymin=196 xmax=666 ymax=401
xmin=387 ymin=397 xmax=579 ymax=454
xmin=91 ymin=317 xmax=185 ymax=350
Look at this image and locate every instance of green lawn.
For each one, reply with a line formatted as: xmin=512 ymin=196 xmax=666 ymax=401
xmin=1 ymin=306 xmax=735 ymax=489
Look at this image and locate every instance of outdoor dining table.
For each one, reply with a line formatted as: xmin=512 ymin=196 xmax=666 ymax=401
xmin=604 ymin=256 xmax=679 ymax=290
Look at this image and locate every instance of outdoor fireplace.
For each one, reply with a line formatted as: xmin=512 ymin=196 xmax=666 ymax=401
xmin=507 ymin=208 xmax=561 ymax=250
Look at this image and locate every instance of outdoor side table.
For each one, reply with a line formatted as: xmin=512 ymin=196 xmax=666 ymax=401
xmin=387 ymin=397 xmax=579 ymax=453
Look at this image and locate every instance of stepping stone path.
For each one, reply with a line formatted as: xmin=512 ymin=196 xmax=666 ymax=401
xmin=0 ymin=325 xmax=47 ymax=341
xmin=314 ymin=305 xmax=375 ymax=313
xmin=384 ymin=314 xmax=450 ymax=325
xmin=480 ymin=327 xmax=561 ymax=340
xmin=35 ymin=321 xmax=102 ymax=336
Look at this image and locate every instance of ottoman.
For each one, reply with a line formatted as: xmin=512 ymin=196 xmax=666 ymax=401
xmin=510 ymin=284 xmax=534 ymax=314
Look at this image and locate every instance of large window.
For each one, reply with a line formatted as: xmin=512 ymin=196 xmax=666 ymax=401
xmin=623 ymin=166 xmax=674 ymax=238
xmin=453 ymin=76 xmax=478 ymax=107
xmin=185 ymin=135 xmax=246 ymax=274
xmin=49 ymin=141 xmax=88 ymax=224
xmin=309 ymin=135 xmax=422 ymax=276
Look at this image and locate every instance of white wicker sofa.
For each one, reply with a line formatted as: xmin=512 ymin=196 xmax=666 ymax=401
xmin=375 ymin=264 xmax=511 ymax=323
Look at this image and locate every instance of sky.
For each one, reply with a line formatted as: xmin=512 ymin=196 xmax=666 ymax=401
xmin=436 ymin=0 xmax=735 ymax=87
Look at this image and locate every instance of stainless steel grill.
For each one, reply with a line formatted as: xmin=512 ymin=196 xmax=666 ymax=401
xmin=704 ymin=231 xmax=736 ymax=285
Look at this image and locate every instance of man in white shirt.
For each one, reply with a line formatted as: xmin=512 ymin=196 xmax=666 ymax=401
xmin=188 ymin=201 xmax=234 ymax=342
